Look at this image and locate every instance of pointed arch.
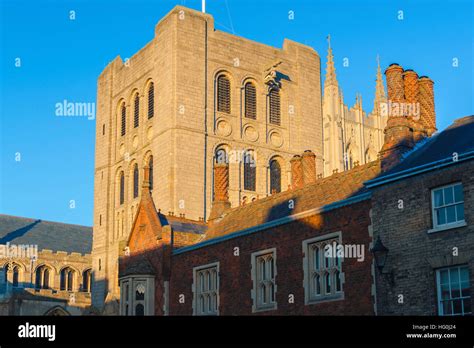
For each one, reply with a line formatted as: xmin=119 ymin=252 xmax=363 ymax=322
xmin=44 ymin=306 xmax=70 ymax=316
xmin=34 ymin=264 xmax=53 ymax=289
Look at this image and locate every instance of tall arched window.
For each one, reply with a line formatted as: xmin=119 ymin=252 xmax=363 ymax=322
xmin=244 ymin=151 xmax=256 ymax=191
xmin=135 ymin=283 xmax=145 ymax=316
xmin=12 ymin=265 xmax=19 ymax=287
xmin=43 ymin=268 xmax=50 ymax=289
xmin=2 ymin=265 xmax=7 ymax=283
xmin=269 ymin=159 xmax=281 ymax=194
xmin=82 ymin=269 xmax=92 ymax=292
xmin=120 ymin=103 xmax=126 ymax=136
xmin=148 ymin=156 xmax=154 ymax=191
xmin=217 ymin=75 xmax=231 ymax=114
xmin=119 ymin=171 xmax=125 ymax=205
xmin=269 ymin=88 xmax=281 ymax=125
xmin=147 ymin=82 xmax=154 ymax=119
xmin=60 ymin=267 xmax=74 ymax=291
xmin=134 ymin=94 xmax=140 ymax=128
xmin=133 ymin=164 xmax=139 ymax=198
xmin=244 ymin=82 xmax=257 ymax=120
xmin=35 ymin=265 xmax=51 ymax=289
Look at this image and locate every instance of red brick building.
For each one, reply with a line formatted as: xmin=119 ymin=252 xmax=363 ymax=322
xmin=119 ymin=156 xmax=381 ymax=315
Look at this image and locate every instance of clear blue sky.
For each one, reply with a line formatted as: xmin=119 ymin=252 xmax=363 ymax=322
xmin=1 ymin=0 xmax=472 ymax=226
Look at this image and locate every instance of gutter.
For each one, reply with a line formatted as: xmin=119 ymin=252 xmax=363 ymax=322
xmin=173 ymin=191 xmax=372 ymax=255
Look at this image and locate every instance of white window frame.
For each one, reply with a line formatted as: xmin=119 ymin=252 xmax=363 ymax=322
xmin=192 ymin=262 xmax=220 ymax=316
xmin=302 ymin=232 xmax=344 ymax=305
xmin=430 ymin=182 xmax=466 ymax=233
xmin=119 ymin=275 xmax=155 ymax=316
xmin=251 ymin=248 xmax=277 ymax=313
xmin=436 ymin=265 xmax=471 ymax=316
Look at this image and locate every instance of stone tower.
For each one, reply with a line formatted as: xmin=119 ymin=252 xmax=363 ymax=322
xmin=91 ymin=6 xmax=323 ymax=310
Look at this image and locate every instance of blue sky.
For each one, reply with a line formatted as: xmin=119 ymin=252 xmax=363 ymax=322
xmin=0 ymin=0 xmax=472 ymax=226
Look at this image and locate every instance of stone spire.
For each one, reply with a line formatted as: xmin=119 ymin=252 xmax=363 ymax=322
xmin=373 ymin=55 xmax=387 ymax=113
xmin=324 ymin=35 xmax=338 ymax=87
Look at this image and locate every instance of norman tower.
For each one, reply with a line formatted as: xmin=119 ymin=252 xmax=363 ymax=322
xmin=92 ymin=6 xmax=323 ymax=309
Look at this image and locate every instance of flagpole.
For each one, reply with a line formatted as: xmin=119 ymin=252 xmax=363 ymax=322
xmin=202 ymin=0 xmax=206 ymax=13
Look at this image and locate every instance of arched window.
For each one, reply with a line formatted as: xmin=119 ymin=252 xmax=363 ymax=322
xmin=35 ymin=265 xmax=51 ymax=289
xmin=134 ymin=94 xmax=140 ymax=128
xmin=60 ymin=267 xmax=74 ymax=291
xmin=215 ymin=148 xmax=228 ymax=164
xmin=12 ymin=265 xmax=19 ymax=287
xmin=269 ymin=88 xmax=281 ymax=125
xmin=120 ymin=103 xmax=126 ymax=136
xmin=147 ymin=82 xmax=154 ymax=119
xmin=135 ymin=283 xmax=146 ymax=316
xmin=133 ymin=164 xmax=139 ymax=198
xmin=2 ymin=265 xmax=7 ymax=283
xmin=217 ymin=75 xmax=231 ymax=114
xmin=243 ymin=151 xmax=256 ymax=191
xmin=269 ymin=159 xmax=281 ymax=194
xmin=244 ymin=82 xmax=257 ymax=120
xmin=119 ymin=171 xmax=125 ymax=205
xmin=148 ymin=156 xmax=154 ymax=191
xmin=82 ymin=269 xmax=92 ymax=292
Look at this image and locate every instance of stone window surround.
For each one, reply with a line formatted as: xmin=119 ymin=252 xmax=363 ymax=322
xmin=302 ymin=231 xmax=345 ymax=305
xmin=251 ymin=248 xmax=277 ymax=313
xmin=192 ymin=262 xmax=220 ymax=316
xmin=428 ymin=182 xmax=466 ymax=234
xmin=119 ymin=275 xmax=155 ymax=316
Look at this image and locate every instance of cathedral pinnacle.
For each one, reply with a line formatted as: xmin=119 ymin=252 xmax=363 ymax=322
xmin=324 ymin=34 xmax=338 ymax=87
xmin=374 ymin=54 xmax=387 ymax=113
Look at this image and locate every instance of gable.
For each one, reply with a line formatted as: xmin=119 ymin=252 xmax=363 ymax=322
xmin=127 ymin=195 xmax=163 ymax=254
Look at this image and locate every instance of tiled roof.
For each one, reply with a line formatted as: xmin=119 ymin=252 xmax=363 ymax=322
xmin=381 ymin=115 xmax=474 ymax=178
xmin=0 ymin=214 xmax=92 ymax=254
xmin=119 ymin=254 xmax=155 ymax=277
xmin=158 ymin=214 xmax=207 ymax=235
xmin=205 ymin=160 xmax=382 ymax=240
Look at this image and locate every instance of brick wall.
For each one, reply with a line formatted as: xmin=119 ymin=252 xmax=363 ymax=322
xmin=371 ymin=160 xmax=474 ymax=315
xmin=168 ymin=200 xmax=374 ymax=315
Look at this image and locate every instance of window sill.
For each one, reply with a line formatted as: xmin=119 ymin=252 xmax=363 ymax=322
xmin=252 ymin=304 xmax=277 ymax=313
xmin=428 ymin=221 xmax=467 ymax=234
xmin=306 ymin=293 xmax=344 ymax=305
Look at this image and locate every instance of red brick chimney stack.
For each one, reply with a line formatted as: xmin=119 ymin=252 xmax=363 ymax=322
xmin=418 ymin=76 xmax=436 ymax=136
xmin=301 ymin=150 xmax=317 ymax=185
xmin=380 ymin=63 xmax=415 ymax=172
xmin=403 ymin=69 xmax=426 ymax=141
xmin=209 ymin=162 xmax=231 ymax=221
xmin=290 ymin=155 xmax=304 ymax=189
xmin=386 ymin=63 xmax=405 ymax=105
